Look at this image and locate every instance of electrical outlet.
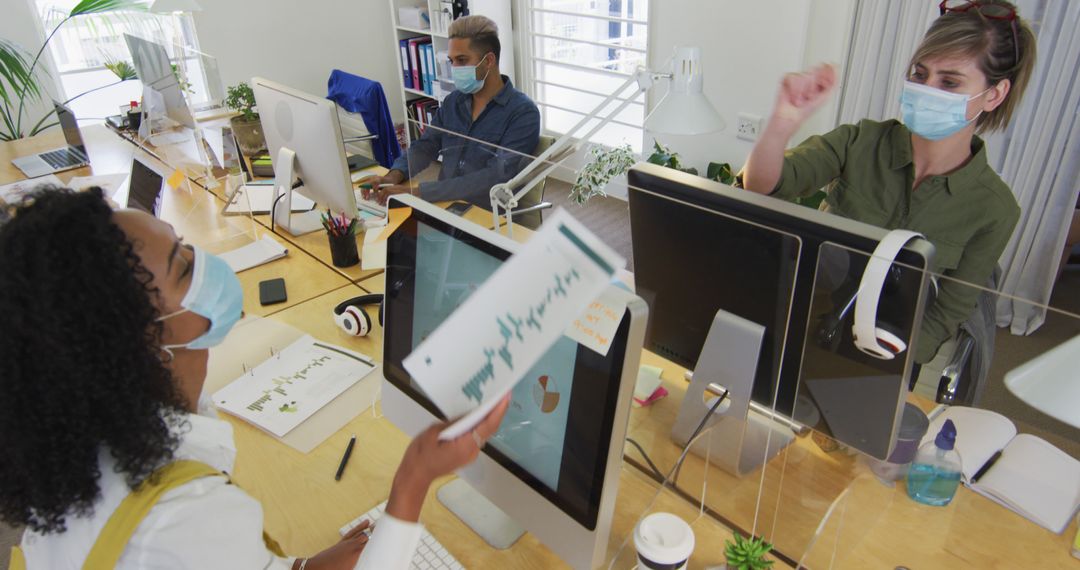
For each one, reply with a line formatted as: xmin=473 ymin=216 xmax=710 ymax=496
xmin=736 ymin=113 xmax=763 ymax=141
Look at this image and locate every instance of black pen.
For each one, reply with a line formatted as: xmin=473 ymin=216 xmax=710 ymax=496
xmin=334 ymin=434 xmax=356 ymax=481
xmin=971 ymin=450 xmax=1002 ymax=484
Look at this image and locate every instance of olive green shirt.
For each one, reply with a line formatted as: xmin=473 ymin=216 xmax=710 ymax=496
xmin=772 ymin=119 xmax=1020 ymax=363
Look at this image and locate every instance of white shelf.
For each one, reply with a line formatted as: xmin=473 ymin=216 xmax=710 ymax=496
xmin=404 ymin=87 xmax=435 ymax=98
xmin=396 ymin=25 xmax=446 ymax=38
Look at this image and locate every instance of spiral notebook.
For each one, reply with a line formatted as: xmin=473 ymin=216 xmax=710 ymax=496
xmin=922 ymin=406 xmax=1080 ymax=533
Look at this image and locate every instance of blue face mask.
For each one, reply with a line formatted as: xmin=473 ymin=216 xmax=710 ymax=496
xmin=158 ymin=246 xmax=243 ymax=355
xmin=900 ymin=81 xmax=990 ymax=141
xmin=452 ymin=53 xmax=492 ymax=95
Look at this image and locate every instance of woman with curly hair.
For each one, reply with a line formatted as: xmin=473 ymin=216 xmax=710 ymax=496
xmin=0 ymin=187 xmax=508 ymax=569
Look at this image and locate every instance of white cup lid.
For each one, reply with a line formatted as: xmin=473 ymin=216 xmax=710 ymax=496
xmin=633 ymin=512 xmax=695 ymax=565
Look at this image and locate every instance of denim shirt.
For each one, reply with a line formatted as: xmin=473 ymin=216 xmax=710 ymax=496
xmin=390 ymin=76 xmax=541 ymax=206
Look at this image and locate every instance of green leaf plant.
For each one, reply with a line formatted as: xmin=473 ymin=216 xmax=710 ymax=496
xmin=0 ymin=0 xmax=146 ymax=140
xmin=724 ymin=533 xmax=774 ymax=570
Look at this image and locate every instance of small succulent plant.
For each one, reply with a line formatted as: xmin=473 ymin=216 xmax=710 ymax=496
xmin=724 ymin=533 xmax=774 ymax=570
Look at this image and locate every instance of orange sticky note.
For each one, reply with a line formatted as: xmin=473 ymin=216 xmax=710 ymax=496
xmin=375 ymin=206 xmax=412 ymax=242
xmin=166 ymin=169 xmax=185 ymax=189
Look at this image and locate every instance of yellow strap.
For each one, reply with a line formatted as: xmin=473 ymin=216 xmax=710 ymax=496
xmin=8 ymin=545 xmax=26 ymax=570
xmin=80 ymin=459 xmax=285 ymax=569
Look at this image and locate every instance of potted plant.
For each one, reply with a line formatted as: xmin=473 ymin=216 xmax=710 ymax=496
xmin=569 ymin=143 xmax=636 ymax=205
xmin=723 ymin=533 xmax=774 ymax=570
xmin=225 ymin=82 xmax=266 ymax=156
xmin=647 ymin=140 xmax=735 ymax=185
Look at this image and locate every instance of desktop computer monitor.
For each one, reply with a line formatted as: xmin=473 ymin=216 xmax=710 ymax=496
xmin=124 ymin=34 xmax=195 ymax=130
xmin=251 ymin=77 xmax=357 ymax=234
xmin=627 ymin=162 xmax=934 ymax=461
xmin=380 ymin=195 xmax=647 ymax=570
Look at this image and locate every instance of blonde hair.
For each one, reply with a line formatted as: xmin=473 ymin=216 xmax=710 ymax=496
xmin=909 ymin=0 xmax=1037 ymax=133
xmin=449 ymin=15 xmax=501 ymax=63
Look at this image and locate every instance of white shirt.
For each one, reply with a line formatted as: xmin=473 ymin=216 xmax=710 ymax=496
xmin=21 ymin=406 xmax=423 ymax=569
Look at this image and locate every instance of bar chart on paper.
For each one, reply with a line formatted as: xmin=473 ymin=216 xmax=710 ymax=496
xmin=213 ymin=335 xmax=376 ymax=437
xmin=403 ymin=209 xmax=625 ymax=441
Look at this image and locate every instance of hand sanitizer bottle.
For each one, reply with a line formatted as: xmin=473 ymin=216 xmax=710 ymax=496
xmin=906 ymin=418 xmax=962 ymax=506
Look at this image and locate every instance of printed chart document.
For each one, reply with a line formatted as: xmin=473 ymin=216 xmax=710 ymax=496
xmin=0 ymin=174 xmax=63 ymax=203
xmin=404 ymin=208 xmax=625 ymax=440
xmin=922 ymin=406 xmax=1080 ymax=533
xmin=212 ymin=335 xmax=376 ymax=437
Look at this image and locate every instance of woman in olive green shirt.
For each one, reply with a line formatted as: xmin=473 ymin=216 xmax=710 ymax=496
xmin=743 ymin=1 xmax=1037 ymax=364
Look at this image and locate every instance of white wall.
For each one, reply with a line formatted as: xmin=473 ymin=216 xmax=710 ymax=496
xmin=193 ymin=0 xmax=405 ymax=124
xmin=644 ymin=0 xmax=855 ymax=178
xmin=3 ymin=0 xmax=64 ymax=137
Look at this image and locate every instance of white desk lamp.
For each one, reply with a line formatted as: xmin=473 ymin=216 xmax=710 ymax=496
xmin=489 ymin=46 xmax=725 ymax=237
xmin=1004 ymin=332 xmax=1080 ymax=429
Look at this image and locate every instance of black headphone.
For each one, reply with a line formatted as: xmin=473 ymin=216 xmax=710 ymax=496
xmin=332 ymin=294 xmax=384 ymax=337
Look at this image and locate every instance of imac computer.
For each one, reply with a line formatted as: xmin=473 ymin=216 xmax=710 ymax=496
xmin=251 ymin=77 xmax=374 ymax=235
xmin=380 ymin=195 xmax=647 ymax=570
xmin=627 ymin=162 xmax=934 ymax=468
xmin=124 ymin=34 xmax=195 ymax=131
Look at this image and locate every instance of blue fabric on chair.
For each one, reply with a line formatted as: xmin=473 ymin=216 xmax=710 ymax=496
xmin=326 ymin=69 xmax=402 ymax=168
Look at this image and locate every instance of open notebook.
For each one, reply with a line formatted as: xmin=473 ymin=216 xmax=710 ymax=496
xmin=922 ymin=406 xmax=1080 ymax=533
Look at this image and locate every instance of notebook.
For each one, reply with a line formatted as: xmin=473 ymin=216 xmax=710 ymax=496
xmin=922 ymin=406 xmax=1080 ymax=533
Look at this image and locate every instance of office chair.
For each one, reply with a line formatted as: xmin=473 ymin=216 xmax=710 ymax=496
xmin=505 ymin=135 xmax=556 ymax=230
xmin=935 ymin=265 xmax=1001 ymax=406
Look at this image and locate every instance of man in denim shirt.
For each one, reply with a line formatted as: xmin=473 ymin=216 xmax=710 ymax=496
xmin=362 ymin=15 xmax=540 ymax=207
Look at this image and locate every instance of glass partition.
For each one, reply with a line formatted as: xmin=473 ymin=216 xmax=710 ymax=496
xmin=381 ymin=117 xmax=1079 ymax=568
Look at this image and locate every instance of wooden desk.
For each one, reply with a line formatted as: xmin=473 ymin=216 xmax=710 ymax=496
xmin=625 ymin=352 xmax=1080 ymax=569
xmin=233 ymin=282 xmax=756 ymax=569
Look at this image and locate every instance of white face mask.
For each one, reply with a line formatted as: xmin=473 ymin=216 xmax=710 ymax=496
xmin=900 ymin=81 xmax=993 ymax=141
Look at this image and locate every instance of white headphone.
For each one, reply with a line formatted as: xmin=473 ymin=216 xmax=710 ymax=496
xmin=332 ymin=294 xmax=383 ymax=337
xmin=852 ymin=229 xmax=924 ymax=360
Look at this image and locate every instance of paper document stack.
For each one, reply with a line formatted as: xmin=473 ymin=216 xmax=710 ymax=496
xmin=219 ymin=235 xmax=288 ymax=272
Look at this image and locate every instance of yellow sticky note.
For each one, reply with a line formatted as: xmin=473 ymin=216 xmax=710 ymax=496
xmin=375 ymin=206 xmax=412 ymax=242
xmin=166 ymin=169 xmax=186 ymax=189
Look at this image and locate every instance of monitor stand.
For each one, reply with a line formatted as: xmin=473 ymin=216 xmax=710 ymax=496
xmin=271 ymin=147 xmax=323 ymax=235
xmin=670 ymin=308 xmax=795 ymax=477
xmin=436 ymin=478 xmax=525 ymax=550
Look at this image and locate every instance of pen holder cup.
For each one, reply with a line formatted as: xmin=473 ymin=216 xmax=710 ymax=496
xmin=868 ymin=403 xmax=930 ymax=483
xmin=328 ymin=231 xmax=359 ymax=268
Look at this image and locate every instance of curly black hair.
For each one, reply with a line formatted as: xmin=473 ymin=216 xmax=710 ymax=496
xmin=0 ymin=187 xmax=187 ymax=533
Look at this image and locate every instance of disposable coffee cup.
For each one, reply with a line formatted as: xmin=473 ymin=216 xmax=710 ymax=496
xmin=869 ymin=402 xmax=929 ymax=482
xmin=634 ymin=512 xmax=694 ymax=570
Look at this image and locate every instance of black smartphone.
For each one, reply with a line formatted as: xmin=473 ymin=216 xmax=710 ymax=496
xmin=445 ymin=201 xmax=472 ymax=216
xmin=258 ymin=278 xmax=287 ymax=305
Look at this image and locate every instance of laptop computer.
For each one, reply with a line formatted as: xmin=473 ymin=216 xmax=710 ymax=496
xmin=126 ymin=157 xmax=165 ymax=216
xmin=11 ymin=102 xmax=90 ymax=178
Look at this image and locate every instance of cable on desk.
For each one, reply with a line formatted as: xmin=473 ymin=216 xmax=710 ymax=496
xmin=624 ymin=437 xmax=665 ymax=481
xmin=671 ymin=388 xmax=729 ymax=486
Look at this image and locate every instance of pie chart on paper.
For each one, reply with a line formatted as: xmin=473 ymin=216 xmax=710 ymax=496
xmin=531 ymin=375 xmax=561 ymax=414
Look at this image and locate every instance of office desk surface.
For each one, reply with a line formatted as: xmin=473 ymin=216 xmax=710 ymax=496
xmin=628 ymin=351 xmax=1079 ymax=569
xmin=232 ymin=283 xmax=760 ymax=569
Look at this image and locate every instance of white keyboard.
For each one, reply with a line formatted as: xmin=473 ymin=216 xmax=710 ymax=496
xmin=352 ymin=188 xmax=388 ymax=216
xmin=340 ymin=500 xmax=465 ymax=569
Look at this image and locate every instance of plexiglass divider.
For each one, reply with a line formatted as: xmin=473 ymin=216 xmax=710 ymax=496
xmin=390 ymin=119 xmax=1079 ymax=569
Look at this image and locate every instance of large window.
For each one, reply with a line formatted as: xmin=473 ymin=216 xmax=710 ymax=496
xmin=521 ymin=0 xmax=649 ymax=152
xmin=33 ymin=0 xmax=212 ymax=123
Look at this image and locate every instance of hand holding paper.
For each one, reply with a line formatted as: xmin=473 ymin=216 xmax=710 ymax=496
xmin=403 ymin=209 xmax=626 ymax=440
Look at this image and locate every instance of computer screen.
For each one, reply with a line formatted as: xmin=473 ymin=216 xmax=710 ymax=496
xmin=126 ymin=158 xmax=164 ymax=216
xmin=55 ymin=103 xmax=85 ymax=156
xmin=383 ymin=207 xmax=631 ymax=528
xmin=627 ymin=163 xmax=933 ymax=459
xmin=251 ymin=77 xmax=357 ymax=218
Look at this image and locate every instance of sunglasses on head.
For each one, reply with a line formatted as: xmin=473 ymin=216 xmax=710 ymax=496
xmin=939 ymin=0 xmax=1020 ymax=66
